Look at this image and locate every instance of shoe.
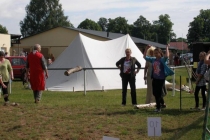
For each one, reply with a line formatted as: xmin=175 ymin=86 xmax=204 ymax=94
xmin=121 ymin=104 xmax=126 ymax=106
xmin=3 ymin=101 xmax=9 ymax=106
xmin=161 ymin=104 xmax=167 ymax=108
xmin=132 ymin=104 xmax=137 ymax=106
xmin=134 ymin=105 xmax=139 ymax=109
xmin=201 ymin=107 xmax=206 ymax=111
xmin=11 ymin=102 xmax=19 ymax=106
xmin=35 ymin=99 xmax=40 ymax=104
xmin=154 ymin=108 xmax=161 ymax=112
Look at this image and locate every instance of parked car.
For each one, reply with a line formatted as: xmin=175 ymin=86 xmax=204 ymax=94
xmin=5 ymin=56 xmax=27 ymax=79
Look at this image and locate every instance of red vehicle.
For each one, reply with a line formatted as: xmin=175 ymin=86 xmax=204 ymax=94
xmin=5 ymin=56 xmax=27 ymax=79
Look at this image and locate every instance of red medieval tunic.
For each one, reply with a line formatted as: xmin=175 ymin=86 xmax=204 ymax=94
xmin=27 ymin=52 xmax=46 ymax=90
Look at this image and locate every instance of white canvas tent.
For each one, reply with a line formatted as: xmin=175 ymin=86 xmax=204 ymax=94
xmin=46 ymin=33 xmax=147 ymax=91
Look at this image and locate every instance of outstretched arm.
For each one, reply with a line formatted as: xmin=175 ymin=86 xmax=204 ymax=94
xmin=204 ymin=51 xmax=210 ymax=65
xmin=143 ymin=45 xmax=151 ymax=59
xmin=165 ymin=44 xmax=170 ymax=58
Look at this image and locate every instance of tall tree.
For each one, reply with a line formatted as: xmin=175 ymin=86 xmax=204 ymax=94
xmin=132 ymin=15 xmax=151 ymax=40
xmin=152 ymin=14 xmax=175 ymax=44
xmin=175 ymin=37 xmax=187 ymax=42
xmin=97 ymin=17 xmax=108 ymax=31
xmin=20 ymin=0 xmax=73 ymax=37
xmin=169 ymin=32 xmax=177 ymax=42
xmin=0 ymin=24 xmax=8 ymax=34
xmin=78 ymin=19 xmax=102 ymax=31
xmin=107 ymin=17 xmax=130 ymax=34
xmin=187 ymin=9 xmax=210 ymax=43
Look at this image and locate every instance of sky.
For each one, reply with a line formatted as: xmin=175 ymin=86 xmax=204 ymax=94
xmin=0 ymin=0 xmax=209 ymax=38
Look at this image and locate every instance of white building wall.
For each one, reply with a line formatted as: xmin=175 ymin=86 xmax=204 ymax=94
xmin=0 ymin=33 xmax=11 ymax=56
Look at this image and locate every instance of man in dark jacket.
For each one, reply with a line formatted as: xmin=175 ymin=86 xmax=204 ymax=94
xmin=116 ymin=48 xmax=141 ymax=106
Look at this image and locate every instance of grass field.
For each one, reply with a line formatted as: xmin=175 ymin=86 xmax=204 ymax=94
xmin=0 ymin=75 xmax=206 ymax=140
xmin=166 ymin=67 xmax=192 ymax=85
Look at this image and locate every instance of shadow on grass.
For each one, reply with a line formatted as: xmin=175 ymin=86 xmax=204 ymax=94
xmin=7 ymin=125 xmax=21 ymax=132
xmin=167 ymin=114 xmax=204 ymax=140
xmin=95 ymin=108 xmax=198 ymax=116
xmin=12 ymin=79 xmax=22 ymax=82
xmin=159 ymin=108 xmax=200 ymax=116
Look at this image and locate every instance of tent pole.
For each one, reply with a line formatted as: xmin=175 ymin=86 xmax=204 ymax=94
xmin=9 ymin=79 xmax=11 ymax=94
xmin=84 ymin=69 xmax=86 ymax=95
xmin=172 ymin=67 xmax=175 ymax=96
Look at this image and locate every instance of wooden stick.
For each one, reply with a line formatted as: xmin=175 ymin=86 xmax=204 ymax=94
xmin=64 ymin=66 xmax=83 ymax=76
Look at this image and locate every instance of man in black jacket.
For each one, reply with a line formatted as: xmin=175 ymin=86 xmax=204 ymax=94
xmin=116 ymin=48 xmax=141 ymax=106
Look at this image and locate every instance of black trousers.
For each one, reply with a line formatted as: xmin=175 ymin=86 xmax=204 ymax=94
xmin=121 ymin=74 xmax=137 ymax=105
xmin=2 ymin=82 xmax=9 ymax=102
xmin=152 ymin=79 xmax=165 ymax=109
xmin=194 ymin=85 xmax=206 ymax=108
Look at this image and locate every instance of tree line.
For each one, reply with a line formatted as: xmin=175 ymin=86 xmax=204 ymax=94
xmin=0 ymin=0 xmax=210 ymax=45
xmin=79 ymin=15 xmax=175 ymax=44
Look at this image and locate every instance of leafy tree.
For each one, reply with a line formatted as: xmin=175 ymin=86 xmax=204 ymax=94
xmin=131 ymin=15 xmax=152 ymax=40
xmin=130 ymin=15 xmax=175 ymax=43
xmin=187 ymin=9 xmax=210 ymax=43
xmin=175 ymin=37 xmax=187 ymax=42
xmin=169 ymin=32 xmax=177 ymax=41
xmin=152 ymin=14 xmax=175 ymax=44
xmin=78 ymin=19 xmax=102 ymax=31
xmin=0 ymin=24 xmax=8 ymax=34
xmin=107 ymin=17 xmax=130 ymax=34
xmin=20 ymin=0 xmax=73 ymax=37
xmin=97 ymin=17 xmax=108 ymax=31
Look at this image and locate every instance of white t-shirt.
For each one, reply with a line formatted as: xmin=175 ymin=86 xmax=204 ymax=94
xmin=123 ymin=60 xmax=131 ymax=74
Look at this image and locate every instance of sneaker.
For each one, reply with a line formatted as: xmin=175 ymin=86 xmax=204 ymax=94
xmin=11 ymin=102 xmax=19 ymax=106
xmin=161 ymin=104 xmax=167 ymax=108
xmin=35 ymin=99 xmax=40 ymax=104
xmin=121 ymin=104 xmax=126 ymax=106
xmin=201 ymin=107 xmax=206 ymax=111
xmin=154 ymin=108 xmax=161 ymax=112
xmin=134 ymin=105 xmax=139 ymax=109
xmin=3 ymin=101 xmax=9 ymax=106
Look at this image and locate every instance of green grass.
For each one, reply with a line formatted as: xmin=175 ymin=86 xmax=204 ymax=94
xmin=0 ymin=80 xmax=206 ymax=140
xmin=166 ymin=67 xmax=192 ymax=85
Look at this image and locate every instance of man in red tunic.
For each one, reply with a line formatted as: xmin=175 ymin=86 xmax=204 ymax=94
xmin=26 ymin=44 xmax=49 ymax=103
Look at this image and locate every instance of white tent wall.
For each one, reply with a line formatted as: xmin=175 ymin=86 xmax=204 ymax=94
xmin=46 ymin=35 xmax=101 ymax=91
xmin=46 ymin=33 xmax=147 ymax=91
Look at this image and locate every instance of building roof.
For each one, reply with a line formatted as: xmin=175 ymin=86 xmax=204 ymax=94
xmin=11 ymin=34 xmax=21 ymax=39
xmin=21 ymin=26 xmax=176 ymax=49
xmin=191 ymin=42 xmax=210 ymax=45
xmin=169 ymin=42 xmax=188 ymax=50
xmin=64 ymin=27 xmax=175 ymax=49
